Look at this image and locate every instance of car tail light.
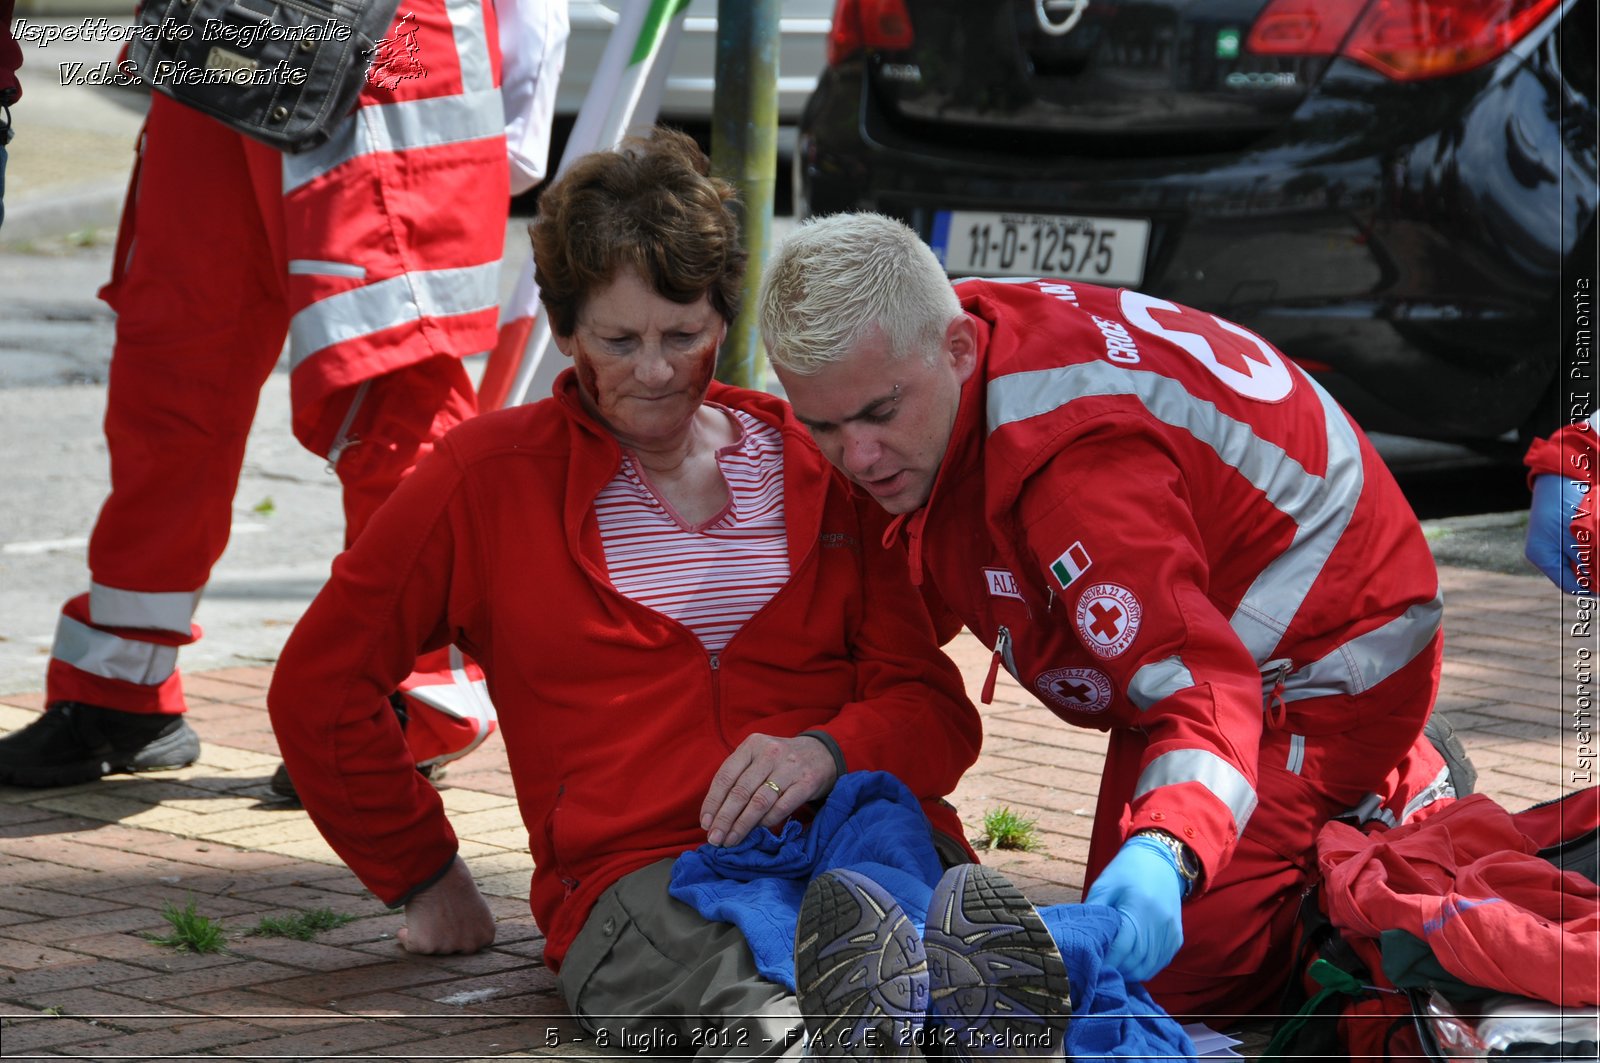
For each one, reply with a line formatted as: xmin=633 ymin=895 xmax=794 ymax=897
xmin=827 ymin=0 xmax=915 ymax=66
xmin=1248 ymin=0 xmax=1563 ymax=80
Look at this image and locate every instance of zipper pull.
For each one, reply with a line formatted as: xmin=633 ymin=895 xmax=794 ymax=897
xmin=1265 ymin=659 xmax=1291 ymax=730
xmin=981 ymin=627 xmax=1012 ymax=705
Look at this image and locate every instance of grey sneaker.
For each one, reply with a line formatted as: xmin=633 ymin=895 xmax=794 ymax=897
xmin=0 ymin=702 xmax=200 ymax=788
xmin=923 ymin=864 xmax=1071 ymax=1060
xmin=796 ymin=868 xmax=929 ymax=1059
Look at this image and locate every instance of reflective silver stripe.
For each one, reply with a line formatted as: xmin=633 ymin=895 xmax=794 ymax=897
xmin=445 ymin=0 xmax=494 ymax=93
xmin=1127 ymin=655 xmax=1196 ymax=711
xmin=1132 ymin=749 xmax=1258 ymax=834
xmin=1281 ymin=594 xmax=1443 ymax=702
xmin=288 ymin=259 xmax=367 ymax=279
xmin=987 ymin=364 xmax=1365 ymax=662
xmin=1229 ymin=377 xmax=1364 ymax=660
xmin=288 ymin=263 xmax=499 ymax=365
xmin=282 ymin=88 xmax=505 ymax=193
xmin=1286 ymin=733 xmax=1306 ymax=775
xmin=53 ymin=613 xmax=178 ymax=686
xmin=89 ymin=582 xmax=198 ymax=634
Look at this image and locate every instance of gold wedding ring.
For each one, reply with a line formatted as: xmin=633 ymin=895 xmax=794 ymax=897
xmin=763 ymin=779 xmax=782 ymax=795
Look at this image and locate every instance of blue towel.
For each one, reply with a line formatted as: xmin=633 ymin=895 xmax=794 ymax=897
xmin=670 ymin=771 xmax=1195 ymax=1061
xmin=669 ymin=771 xmax=943 ymax=989
xmin=1038 ymin=903 xmax=1197 ymax=1061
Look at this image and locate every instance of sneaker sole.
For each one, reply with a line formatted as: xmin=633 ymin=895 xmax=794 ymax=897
xmin=0 ymin=723 xmax=200 ymax=788
xmin=795 ymin=868 xmax=929 ymax=1060
xmin=924 ymin=864 xmax=1071 ymax=1060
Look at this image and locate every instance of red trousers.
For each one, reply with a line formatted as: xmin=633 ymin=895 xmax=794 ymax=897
xmin=1086 ymin=637 xmax=1452 ymax=1020
xmin=48 ymin=0 xmax=507 ymax=764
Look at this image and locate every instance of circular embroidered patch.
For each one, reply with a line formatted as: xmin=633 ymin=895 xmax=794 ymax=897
xmin=1073 ymin=583 xmax=1142 ymax=659
xmin=1036 ymin=667 xmax=1113 ymax=713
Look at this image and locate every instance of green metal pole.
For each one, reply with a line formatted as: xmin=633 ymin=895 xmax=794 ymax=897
xmin=712 ymin=0 xmax=779 ymax=390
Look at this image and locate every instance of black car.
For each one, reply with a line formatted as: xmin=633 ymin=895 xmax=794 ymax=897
xmin=798 ymin=0 xmax=1597 ymax=444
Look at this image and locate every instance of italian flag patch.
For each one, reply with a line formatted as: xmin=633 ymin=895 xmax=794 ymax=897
xmin=1049 ymin=541 xmax=1092 ymax=591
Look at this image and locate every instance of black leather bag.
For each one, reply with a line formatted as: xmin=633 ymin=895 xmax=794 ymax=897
xmin=127 ymin=0 xmax=402 ymax=153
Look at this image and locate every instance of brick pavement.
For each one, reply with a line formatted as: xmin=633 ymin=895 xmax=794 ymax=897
xmin=0 ymin=563 xmax=1583 ymax=1060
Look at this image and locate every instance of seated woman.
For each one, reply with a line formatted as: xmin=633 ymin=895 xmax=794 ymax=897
xmin=268 ymin=129 xmax=1048 ymax=1057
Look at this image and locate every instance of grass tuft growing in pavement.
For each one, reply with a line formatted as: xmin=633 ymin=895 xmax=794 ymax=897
xmin=147 ymin=898 xmax=227 ymax=954
xmin=247 ymin=908 xmax=355 ymax=941
xmin=980 ymin=806 xmax=1041 ymax=852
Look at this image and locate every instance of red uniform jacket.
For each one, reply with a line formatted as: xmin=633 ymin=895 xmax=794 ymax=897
xmin=269 ymin=373 xmax=982 ymax=968
xmin=899 ymin=279 xmax=1443 ymax=884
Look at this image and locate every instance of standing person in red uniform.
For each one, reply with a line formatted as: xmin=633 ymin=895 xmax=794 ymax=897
xmin=1 ymin=0 xmax=20 ymax=234
xmin=265 ymin=132 xmax=1001 ymax=1057
xmin=759 ymin=212 xmax=1464 ymax=1019
xmin=0 ymin=0 xmax=568 ymax=787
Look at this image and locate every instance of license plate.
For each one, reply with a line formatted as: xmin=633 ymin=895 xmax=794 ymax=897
xmin=929 ymin=210 xmax=1150 ymax=286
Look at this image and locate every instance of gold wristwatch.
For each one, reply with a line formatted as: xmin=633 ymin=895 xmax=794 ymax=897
xmin=1132 ymin=828 xmax=1202 ymax=899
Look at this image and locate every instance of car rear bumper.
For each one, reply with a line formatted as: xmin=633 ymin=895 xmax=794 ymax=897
xmin=800 ymin=58 xmax=1588 ymax=441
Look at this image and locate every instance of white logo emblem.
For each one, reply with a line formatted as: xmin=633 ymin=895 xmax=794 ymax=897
xmin=1119 ymin=291 xmax=1295 ymax=402
xmin=984 ymin=567 xmax=1025 ymax=601
xmin=1036 ymin=0 xmax=1088 ymax=37
xmin=1074 ymin=583 xmax=1142 ymax=659
xmin=1036 ymin=667 xmax=1113 ymax=713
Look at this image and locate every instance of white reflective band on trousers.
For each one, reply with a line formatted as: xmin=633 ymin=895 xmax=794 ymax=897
xmin=288 ymin=263 xmax=502 ymax=367
xmin=89 ymin=582 xmax=200 ymax=634
xmin=52 ymin=613 xmax=179 ymax=686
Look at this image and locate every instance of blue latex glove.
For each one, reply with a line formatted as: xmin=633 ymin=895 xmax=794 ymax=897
xmin=1526 ymin=474 xmax=1592 ymax=595
xmin=1082 ymin=834 xmax=1185 ymax=984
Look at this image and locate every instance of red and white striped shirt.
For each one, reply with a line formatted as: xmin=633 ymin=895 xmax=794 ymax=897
xmin=596 ymin=407 xmax=789 ymax=652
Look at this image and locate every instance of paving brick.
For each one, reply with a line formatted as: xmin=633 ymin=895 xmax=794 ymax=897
xmin=182 ymin=673 xmax=272 ymax=702
xmin=114 ymin=960 xmax=306 ymax=1002
xmin=0 ymin=883 xmax=130 ymax=920
xmin=224 ymin=934 xmax=394 ymax=974
xmin=7 ymin=984 xmax=186 ymax=1022
xmin=265 ymin=960 xmax=472 ymax=1006
xmin=208 ymin=1015 xmax=422 ymax=1057
xmin=57 ymin=1017 xmax=265 ymax=1057
xmin=0 ymin=1014 xmax=114 ymax=1052
xmin=175 ymin=986 xmax=350 ymax=1021
xmin=0 ymin=938 xmax=109 ymax=976
xmin=479 ymin=870 xmax=537 ymax=898
xmin=0 ymin=802 xmax=62 ymax=828
xmin=0 ymin=958 xmax=151 ymax=996
xmin=347 ymin=941 xmax=542 ymax=982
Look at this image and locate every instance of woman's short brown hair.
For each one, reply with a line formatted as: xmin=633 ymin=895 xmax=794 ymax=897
xmin=532 ymin=127 xmax=746 ymax=338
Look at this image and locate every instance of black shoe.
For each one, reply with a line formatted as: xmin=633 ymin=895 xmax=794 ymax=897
xmin=0 ymin=702 xmax=200 ymax=788
xmin=268 ymin=759 xmax=445 ymax=805
xmin=795 ymin=868 xmax=929 ymax=1059
xmin=923 ymin=865 xmax=1071 ymax=1061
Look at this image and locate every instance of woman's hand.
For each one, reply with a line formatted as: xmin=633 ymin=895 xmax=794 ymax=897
xmin=397 ymin=855 xmax=496 ymax=954
xmin=700 ymin=733 xmax=838 ymax=846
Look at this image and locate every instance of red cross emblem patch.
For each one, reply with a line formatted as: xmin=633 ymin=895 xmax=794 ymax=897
xmin=1074 ymin=583 xmax=1142 ymax=659
xmin=1035 ymin=666 xmax=1113 ymax=714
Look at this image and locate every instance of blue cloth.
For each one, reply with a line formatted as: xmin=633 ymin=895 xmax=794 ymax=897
xmin=671 ymin=771 xmax=1195 ymax=1060
xmin=1038 ymin=903 xmax=1198 ymax=1062
xmin=1526 ymin=473 xmax=1592 ymax=594
xmin=669 ymin=770 xmax=944 ymax=990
